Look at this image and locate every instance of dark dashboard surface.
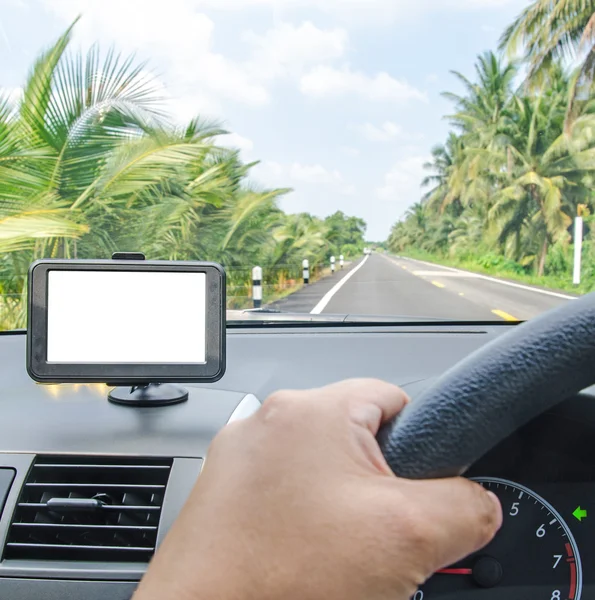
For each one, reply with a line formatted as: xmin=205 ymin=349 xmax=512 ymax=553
xmin=0 ymin=322 xmax=593 ymax=599
xmin=3 ymin=322 xmax=512 ymax=399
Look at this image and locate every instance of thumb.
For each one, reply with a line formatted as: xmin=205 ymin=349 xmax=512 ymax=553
xmin=313 ymin=378 xmax=410 ymax=434
xmin=402 ymin=477 xmax=503 ymax=574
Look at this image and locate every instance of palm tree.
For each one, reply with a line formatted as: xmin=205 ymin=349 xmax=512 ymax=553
xmin=500 ymin=0 xmax=595 ymax=123
xmin=0 ymin=25 xmax=253 ymax=324
xmin=390 ymin=46 xmax=595 ymax=280
xmin=441 ymin=53 xmax=518 ymax=210
xmin=444 ymin=52 xmax=517 ymax=145
xmin=447 ymin=209 xmax=486 ymax=256
xmin=422 ymin=134 xmax=463 ymax=209
xmin=0 ymin=21 xmax=368 ymax=327
xmin=0 ymin=22 xmax=173 ymax=260
xmin=388 ymin=203 xmax=428 ymax=253
xmin=483 ymin=75 xmax=595 ymax=275
xmin=217 ymin=186 xmax=290 ymax=264
xmin=272 ymin=213 xmax=329 ymax=267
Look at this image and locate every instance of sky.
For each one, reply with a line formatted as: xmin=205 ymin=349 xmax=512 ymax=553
xmin=0 ymin=0 xmax=531 ymax=241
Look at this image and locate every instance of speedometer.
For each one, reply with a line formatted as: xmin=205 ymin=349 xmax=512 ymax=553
xmin=419 ymin=477 xmax=582 ymax=600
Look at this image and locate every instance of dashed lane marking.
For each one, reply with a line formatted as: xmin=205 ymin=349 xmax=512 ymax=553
xmin=413 ymin=270 xmax=480 ymax=278
xmin=491 ymin=309 xmax=519 ymax=322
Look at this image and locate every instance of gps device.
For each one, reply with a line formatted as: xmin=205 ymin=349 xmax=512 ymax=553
xmin=27 ymin=258 xmax=226 ymax=395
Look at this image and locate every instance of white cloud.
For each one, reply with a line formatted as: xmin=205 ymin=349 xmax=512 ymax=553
xmin=199 ymin=0 xmax=392 ymax=8
xmin=355 ymin=121 xmax=424 ymax=142
xmin=243 ymin=21 xmax=347 ymax=80
xmin=453 ymin=0 xmax=520 ymax=7
xmin=197 ymin=0 xmax=523 ymax=18
xmin=218 ymin=132 xmax=254 ymax=152
xmin=300 ymin=66 xmax=427 ymax=103
xmin=253 ymin=160 xmax=352 ymax=188
xmin=43 ymin=0 xmax=270 ymax=113
xmin=167 ymin=93 xmax=223 ymax=123
xmin=358 ymin=121 xmax=403 ymax=141
xmin=376 ymin=156 xmax=429 ymax=213
xmin=191 ymin=0 xmax=525 ymax=25
xmin=41 ymin=1 xmax=350 ymax=118
xmin=253 ymin=160 xmax=286 ymax=184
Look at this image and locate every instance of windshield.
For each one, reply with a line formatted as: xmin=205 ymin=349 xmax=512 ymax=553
xmin=0 ymin=0 xmax=589 ymax=329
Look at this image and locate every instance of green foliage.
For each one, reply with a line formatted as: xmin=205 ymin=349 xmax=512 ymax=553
xmin=340 ymin=243 xmax=362 ymax=258
xmin=472 ymin=252 xmax=527 ymax=275
xmin=0 ymin=24 xmax=367 ymax=328
xmin=500 ymin=0 xmax=595 ymax=125
xmin=323 ymin=211 xmax=366 ymax=258
xmin=388 ymin=41 xmax=595 ymax=289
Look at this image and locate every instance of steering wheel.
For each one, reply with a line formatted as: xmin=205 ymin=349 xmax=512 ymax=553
xmin=378 ymin=291 xmax=595 ymax=479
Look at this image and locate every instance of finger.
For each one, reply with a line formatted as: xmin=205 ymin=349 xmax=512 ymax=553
xmin=403 ymin=478 xmax=502 ymax=572
xmin=315 ymin=379 xmax=410 ymax=435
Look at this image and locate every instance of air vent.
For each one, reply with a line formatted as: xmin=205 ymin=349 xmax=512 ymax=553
xmin=4 ymin=455 xmax=172 ymax=562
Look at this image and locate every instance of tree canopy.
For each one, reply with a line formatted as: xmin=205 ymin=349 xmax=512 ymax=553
xmin=0 ymin=23 xmax=367 ymax=328
xmin=388 ymin=28 xmax=595 ymax=288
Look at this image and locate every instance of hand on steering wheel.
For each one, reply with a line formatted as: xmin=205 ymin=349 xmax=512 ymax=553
xmin=135 ymin=294 xmax=595 ymax=600
xmin=134 ymin=380 xmax=502 ymax=600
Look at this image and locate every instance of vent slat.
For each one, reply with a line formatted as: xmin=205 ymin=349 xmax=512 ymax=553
xmin=25 ymin=483 xmax=165 ymax=489
xmin=17 ymin=503 xmax=160 ymax=511
xmin=4 ymin=455 xmax=172 ymax=563
xmin=6 ymin=543 xmax=153 ymax=551
xmin=34 ymin=464 xmax=170 ymax=470
xmin=12 ymin=523 xmax=157 ymax=531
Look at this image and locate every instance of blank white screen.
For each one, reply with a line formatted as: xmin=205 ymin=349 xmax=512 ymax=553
xmin=47 ymin=271 xmax=206 ymax=363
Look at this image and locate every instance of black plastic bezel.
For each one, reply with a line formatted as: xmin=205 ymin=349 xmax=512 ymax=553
xmin=26 ymin=259 xmax=226 ymax=384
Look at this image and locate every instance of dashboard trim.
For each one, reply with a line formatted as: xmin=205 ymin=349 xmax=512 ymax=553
xmin=227 ymin=394 xmax=262 ymax=423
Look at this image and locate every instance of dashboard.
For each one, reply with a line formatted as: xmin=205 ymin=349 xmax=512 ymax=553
xmin=423 ymin=395 xmax=595 ymax=600
xmin=0 ymin=322 xmax=592 ymax=599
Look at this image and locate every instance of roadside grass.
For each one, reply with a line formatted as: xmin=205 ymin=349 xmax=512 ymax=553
xmin=397 ymin=249 xmax=590 ymax=296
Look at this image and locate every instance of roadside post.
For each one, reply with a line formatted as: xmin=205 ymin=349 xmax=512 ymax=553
xmin=252 ymin=266 xmax=262 ymax=308
xmin=331 ymin=256 xmax=335 ymax=273
xmin=302 ymin=259 xmax=309 ymax=284
xmin=339 ymin=255 xmax=344 ymax=269
xmin=573 ymin=216 xmax=584 ymax=286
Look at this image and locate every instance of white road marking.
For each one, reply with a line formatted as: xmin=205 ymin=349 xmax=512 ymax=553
xmin=413 ymin=270 xmax=481 ymax=278
xmin=394 ymin=256 xmax=576 ymax=300
xmin=311 ymin=255 xmax=370 ymax=314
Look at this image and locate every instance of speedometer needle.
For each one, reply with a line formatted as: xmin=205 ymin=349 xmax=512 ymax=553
xmin=436 ymin=568 xmax=473 ymax=575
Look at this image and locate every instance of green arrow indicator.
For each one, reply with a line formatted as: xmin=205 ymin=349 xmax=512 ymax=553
xmin=573 ymin=507 xmax=587 ymax=522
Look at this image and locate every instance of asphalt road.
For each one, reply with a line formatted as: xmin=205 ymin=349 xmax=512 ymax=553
xmin=271 ymin=253 xmax=575 ymax=321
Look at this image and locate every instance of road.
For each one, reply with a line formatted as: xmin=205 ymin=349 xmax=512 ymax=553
xmin=270 ymin=253 xmax=575 ymax=320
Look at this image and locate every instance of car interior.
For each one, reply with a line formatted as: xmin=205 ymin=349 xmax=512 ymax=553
xmin=0 ymin=257 xmax=593 ymax=599
xmin=3 ymin=0 xmax=595 ymax=598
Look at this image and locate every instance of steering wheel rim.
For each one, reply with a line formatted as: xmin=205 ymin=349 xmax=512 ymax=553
xmin=378 ymin=292 xmax=595 ymax=479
